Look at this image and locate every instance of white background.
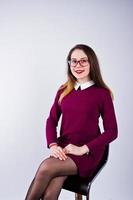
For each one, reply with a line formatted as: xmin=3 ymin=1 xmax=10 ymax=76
xmin=0 ymin=0 xmax=132 ymax=199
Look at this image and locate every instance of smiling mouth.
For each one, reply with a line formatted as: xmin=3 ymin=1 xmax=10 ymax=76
xmin=75 ymin=70 xmax=85 ymax=74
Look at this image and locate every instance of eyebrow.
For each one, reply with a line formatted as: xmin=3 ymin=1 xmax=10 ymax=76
xmin=71 ymin=57 xmax=88 ymax=59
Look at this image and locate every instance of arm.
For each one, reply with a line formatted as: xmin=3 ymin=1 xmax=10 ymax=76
xmin=86 ymin=90 xmax=118 ymax=153
xmin=45 ymin=88 xmax=62 ymax=148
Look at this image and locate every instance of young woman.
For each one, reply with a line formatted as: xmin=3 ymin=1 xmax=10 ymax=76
xmin=25 ymin=44 xmax=118 ymax=200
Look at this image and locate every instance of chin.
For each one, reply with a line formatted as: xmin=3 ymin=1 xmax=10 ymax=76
xmin=76 ymin=75 xmax=85 ymax=79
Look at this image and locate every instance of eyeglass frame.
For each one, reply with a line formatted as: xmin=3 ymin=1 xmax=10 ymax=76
xmin=68 ymin=58 xmax=89 ymax=67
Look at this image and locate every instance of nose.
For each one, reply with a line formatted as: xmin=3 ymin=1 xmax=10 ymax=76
xmin=76 ymin=61 xmax=81 ymax=68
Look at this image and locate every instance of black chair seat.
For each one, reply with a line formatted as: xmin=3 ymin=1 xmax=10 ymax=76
xmin=63 ymin=145 xmax=109 ymax=199
xmin=63 ymin=175 xmax=91 ymax=195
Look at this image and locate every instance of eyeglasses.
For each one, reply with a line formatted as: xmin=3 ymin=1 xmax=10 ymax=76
xmin=68 ymin=58 xmax=89 ymax=67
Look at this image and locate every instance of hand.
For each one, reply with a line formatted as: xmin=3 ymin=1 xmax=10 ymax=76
xmin=63 ymin=144 xmax=89 ymax=156
xmin=50 ymin=145 xmax=67 ymax=161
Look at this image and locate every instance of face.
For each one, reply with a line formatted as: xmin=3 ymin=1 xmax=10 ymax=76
xmin=69 ymin=49 xmax=91 ymax=83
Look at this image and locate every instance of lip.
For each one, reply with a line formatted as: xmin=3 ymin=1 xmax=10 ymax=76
xmin=75 ymin=70 xmax=85 ymax=74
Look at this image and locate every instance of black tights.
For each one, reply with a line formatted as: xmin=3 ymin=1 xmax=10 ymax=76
xmin=25 ymin=156 xmax=78 ymax=200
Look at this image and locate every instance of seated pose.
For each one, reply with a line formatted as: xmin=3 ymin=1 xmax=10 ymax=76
xmin=25 ymin=44 xmax=118 ymax=200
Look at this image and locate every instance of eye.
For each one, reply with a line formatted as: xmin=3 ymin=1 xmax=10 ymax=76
xmin=80 ymin=59 xmax=88 ymax=64
xmin=71 ymin=59 xmax=77 ymax=63
xmin=71 ymin=59 xmax=77 ymax=64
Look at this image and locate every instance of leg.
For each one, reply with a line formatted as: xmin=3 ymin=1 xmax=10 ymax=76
xmin=25 ymin=178 xmax=35 ymax=200
xmin=25 ymin=156 xmax=78 ymax=200
xmin=41 ymin=176 xmax=67 ymax=200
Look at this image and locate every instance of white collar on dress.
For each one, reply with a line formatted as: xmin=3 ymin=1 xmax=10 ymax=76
xmin=74 ymin=80 xmax=95 ymax=90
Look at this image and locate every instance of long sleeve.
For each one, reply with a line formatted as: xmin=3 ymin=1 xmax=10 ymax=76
xmin=45 ymin=88 xmax=62 ymax=148
xmin=86 ymin=90 xmax=118 ymax=153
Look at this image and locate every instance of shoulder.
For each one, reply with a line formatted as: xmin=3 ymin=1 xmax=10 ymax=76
xmin=95 ymin=86 xmax=110 ymax=95
xmin=58 ymin=84 xmax=67 ymax=93
xmin=55 ymin=84 xmax=67 ymax=98
xmin=92 ymin=85 xmax=112 ymax=102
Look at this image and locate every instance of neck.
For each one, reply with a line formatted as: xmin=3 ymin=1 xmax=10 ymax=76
xmin=77 ymin=77 xmax=91 ymax=84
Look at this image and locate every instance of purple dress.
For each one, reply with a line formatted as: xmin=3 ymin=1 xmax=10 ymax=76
xmin=45 ymin=85 xmax=118 ymax=177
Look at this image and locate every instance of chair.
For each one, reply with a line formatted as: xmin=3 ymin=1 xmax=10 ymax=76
xmin=63 ymin=145 xmax=109 ymax=200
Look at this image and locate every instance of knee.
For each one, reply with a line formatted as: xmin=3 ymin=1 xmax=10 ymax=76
xmin=36 ymin=160 xmax=53 ymax=180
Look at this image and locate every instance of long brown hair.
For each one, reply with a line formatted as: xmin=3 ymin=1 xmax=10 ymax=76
xmin=58 ymin=44 xmax=113 ymax=103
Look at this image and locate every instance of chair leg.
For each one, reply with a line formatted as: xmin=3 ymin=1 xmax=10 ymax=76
xmin=86 ymin=193 xmax=89 ymax=200
xmin=86 ymin=186 xmax=90 ymax=200
xmin=75 ymin=193 xmax=82 ymax=200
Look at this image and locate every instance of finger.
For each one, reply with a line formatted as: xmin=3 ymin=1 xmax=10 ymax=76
xmin=51 ymin=155 xmax=58 ymax=159
xmin=61 ymin=150 xmax=68 ymax=159
xmin=52 ymin=147 xmax=67 ymax=160
xmin=63 ymin=147 xmax=70 ymax=154
xmin=58 ymin=156 xmax=63 ymax=161
xmin=57 ymin=151 xmax=67 ymax=160
xmin=52 ymin=150 xmax=64 ymax=160
xmin=63 ymin=148 xmax=67 ymax=154
xmin=57 ymin=148 xmax=67 ymax=159
xmin=52 ymin=152 xmax=59 ymax=159
xmin=58 ymin=148 xmax=67 ymax=156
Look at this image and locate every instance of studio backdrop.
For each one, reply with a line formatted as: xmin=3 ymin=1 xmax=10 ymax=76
xmin=0 ymin=1 xmax=132 ymax=199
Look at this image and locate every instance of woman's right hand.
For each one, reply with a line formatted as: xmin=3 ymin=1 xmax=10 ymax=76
xmin=50 ymin=145 xmax=68 ymax=161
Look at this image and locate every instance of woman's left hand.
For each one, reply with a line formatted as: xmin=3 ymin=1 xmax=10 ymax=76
xmin=63 ymin=144 xmax=89 ymax=156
